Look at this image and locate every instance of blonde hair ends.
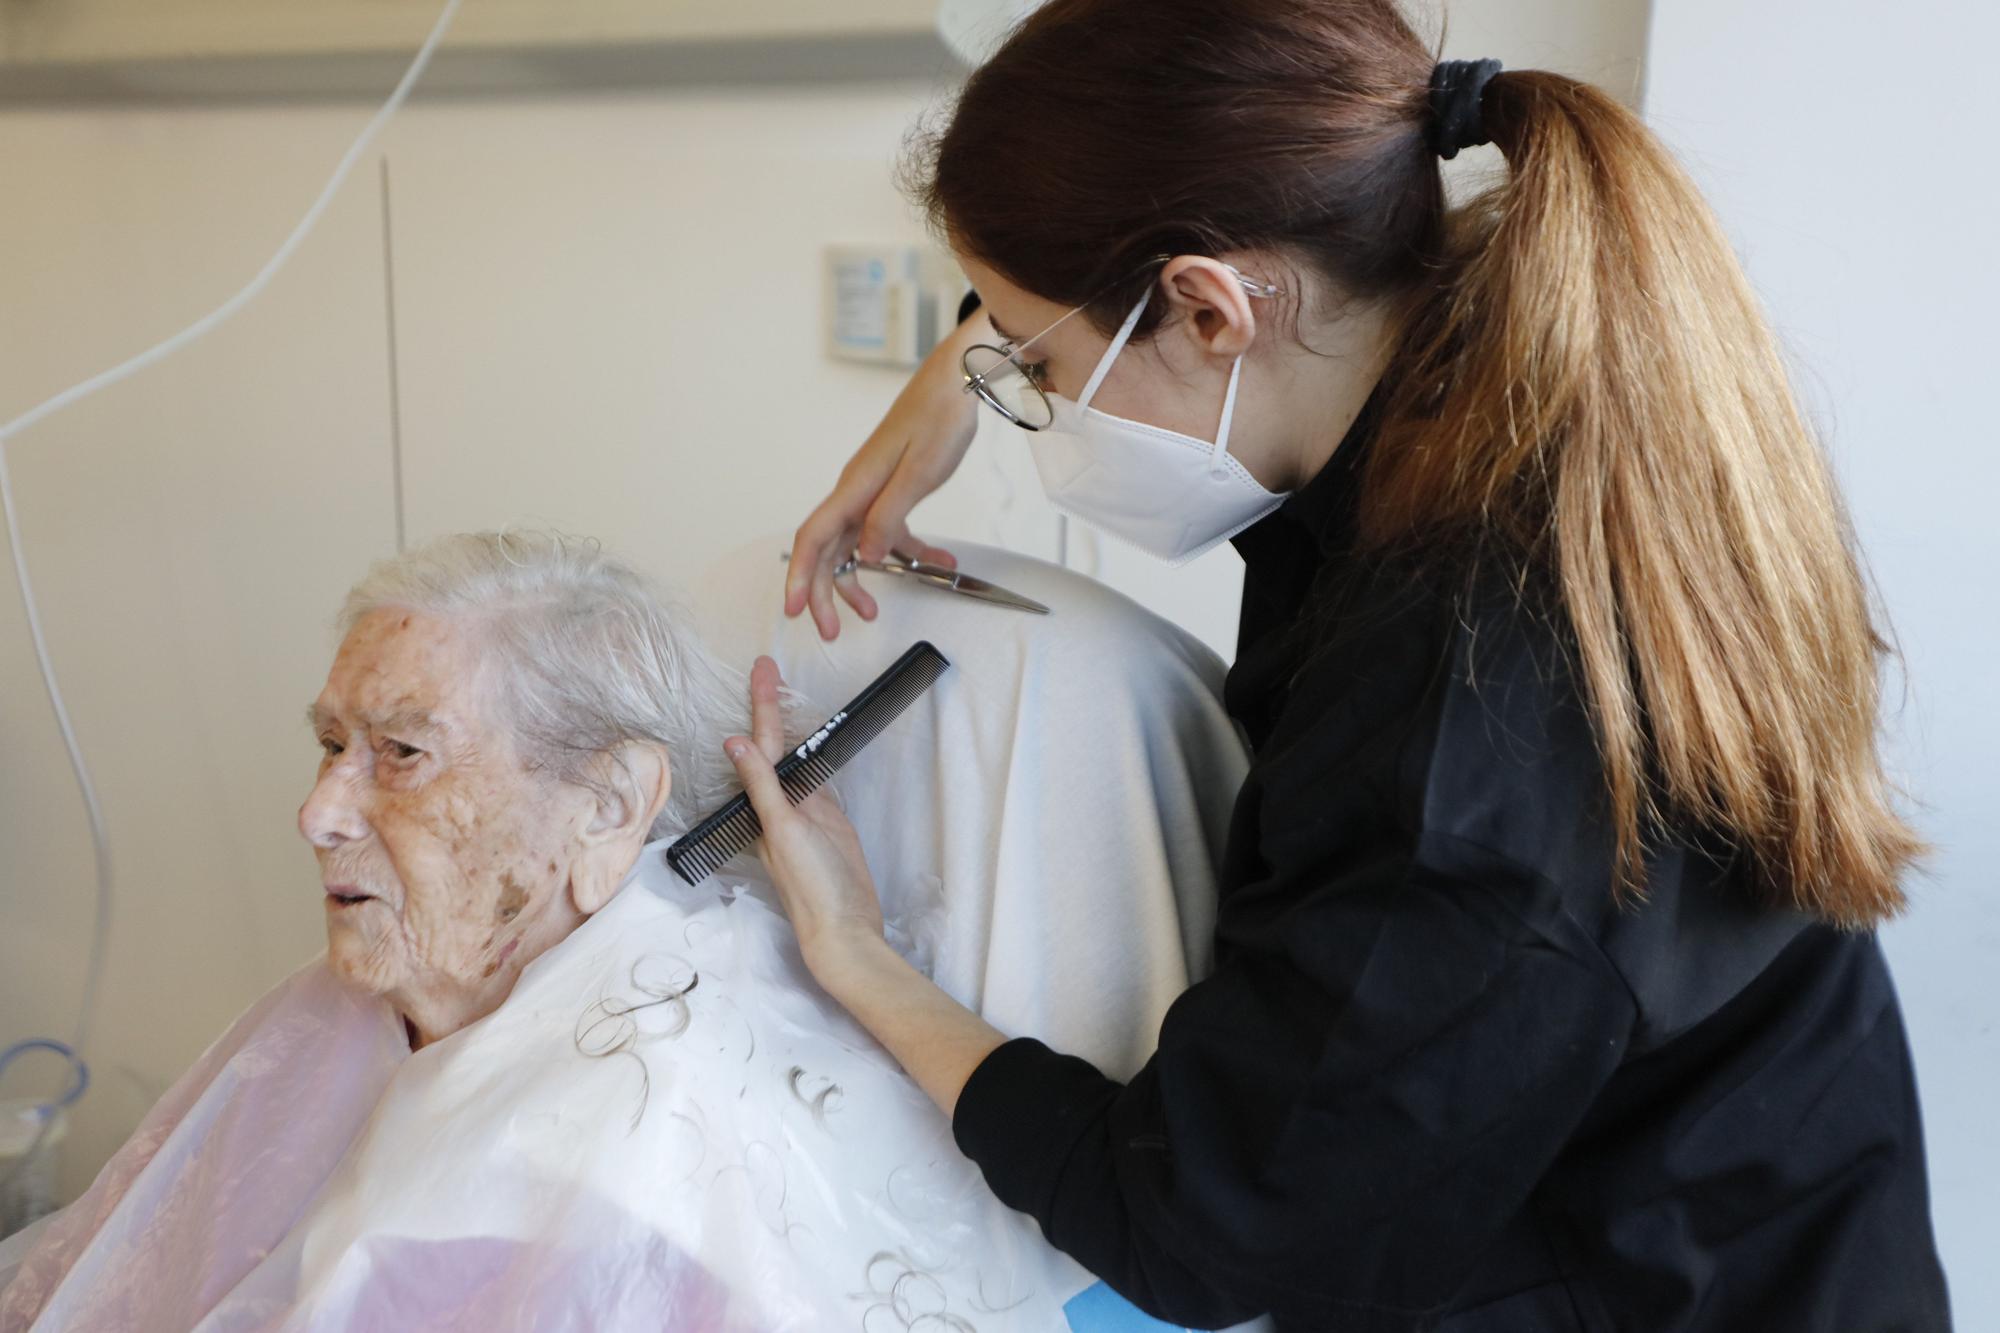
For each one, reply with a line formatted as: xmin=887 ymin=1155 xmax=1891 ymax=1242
xmin=1366 ymin=72 xmax=1923 ymax=927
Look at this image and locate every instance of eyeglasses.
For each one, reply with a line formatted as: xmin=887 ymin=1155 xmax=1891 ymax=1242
xmin=959 ymin=255 xmax=1283 ymax=432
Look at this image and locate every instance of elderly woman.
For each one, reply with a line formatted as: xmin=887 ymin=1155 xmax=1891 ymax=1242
xmin=0 ymin=531 xmax=1253 ymax=1332
xmin=298 ymin=534 xmax=745 ymax=1051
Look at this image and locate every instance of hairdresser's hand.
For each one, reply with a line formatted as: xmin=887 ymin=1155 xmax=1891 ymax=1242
xmin=723 ymin=656 xmax=885 ymax=971
xmin=726 ymin=653 xmax=1005 ymax=1116
xmin=784 ymin=311 xmax=989 ymax=639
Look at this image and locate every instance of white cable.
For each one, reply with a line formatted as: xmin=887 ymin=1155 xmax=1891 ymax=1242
xmin=0 ymin=0 xmax=463 ymax=449
xmin=0 ymin=0 xmax=463 ymax=1104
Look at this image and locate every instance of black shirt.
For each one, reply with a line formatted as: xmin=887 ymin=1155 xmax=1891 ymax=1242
xmin=951 ymin=401 xmax=1951 ymax=1331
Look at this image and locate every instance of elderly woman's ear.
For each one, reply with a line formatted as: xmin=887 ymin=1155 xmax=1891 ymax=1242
xmin=569 ymin=742 xmax=672 ymax=915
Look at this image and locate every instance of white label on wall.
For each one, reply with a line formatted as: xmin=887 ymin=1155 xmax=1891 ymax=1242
xmin=823 ymin=244 xmax=960 ymax=368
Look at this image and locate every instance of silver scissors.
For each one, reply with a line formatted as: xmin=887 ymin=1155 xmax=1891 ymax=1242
xmin=781 ymin=548 xmax=1050 ymax=614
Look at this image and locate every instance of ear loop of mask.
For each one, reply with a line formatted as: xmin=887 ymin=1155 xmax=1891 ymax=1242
xmin=1075 ymin=287 xmax=1247 ymax=478
xmin=1076 ymin=289 xmax=1151 ymax=408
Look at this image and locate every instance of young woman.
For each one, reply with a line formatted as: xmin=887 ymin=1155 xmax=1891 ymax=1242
xmin=726 ymin=2 xmax=1952 ymax=1328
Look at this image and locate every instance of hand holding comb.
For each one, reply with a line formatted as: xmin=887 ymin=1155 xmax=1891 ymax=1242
xmin=665 ymin=641 xmax=950 ymax=886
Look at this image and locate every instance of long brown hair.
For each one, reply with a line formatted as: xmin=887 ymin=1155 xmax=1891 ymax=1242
xmin=911 ymin=0 xmax=1920 ymax=927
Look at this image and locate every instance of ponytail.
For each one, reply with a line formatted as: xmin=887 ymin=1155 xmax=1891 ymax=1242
xmin=1364 ymin=72 xmax=1922 ymax=925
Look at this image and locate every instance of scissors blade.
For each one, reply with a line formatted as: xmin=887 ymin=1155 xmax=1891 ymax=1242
xmin=875 ymin=552 xmax=1052 ymax=615
xmin=780 ymin=549 xmax=1051 ymax=614
xmin=937 ymin=571 xmax=1050 ymax=614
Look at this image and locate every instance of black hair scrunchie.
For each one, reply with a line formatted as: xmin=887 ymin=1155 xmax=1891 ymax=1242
xmin=1428 ymin=57 xmax=1504 ymax=160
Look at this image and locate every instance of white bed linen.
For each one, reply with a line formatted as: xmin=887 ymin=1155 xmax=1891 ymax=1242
xmin=689 ymin=536 xmax=1251 ymax=1081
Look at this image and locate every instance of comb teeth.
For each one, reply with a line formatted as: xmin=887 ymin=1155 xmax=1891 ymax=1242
xmin=665 ymin=641 xmax=949 ymax=887
xmin=665 ymin=810 xmax=756 ymax=884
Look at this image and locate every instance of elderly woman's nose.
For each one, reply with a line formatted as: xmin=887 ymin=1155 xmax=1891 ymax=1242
xmin=298 ymin=768 xmax=368 ymax=848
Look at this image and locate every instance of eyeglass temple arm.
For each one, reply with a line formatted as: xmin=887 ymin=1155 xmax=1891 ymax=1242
xmin=963 ymin=254 xmax=1280 ymax=391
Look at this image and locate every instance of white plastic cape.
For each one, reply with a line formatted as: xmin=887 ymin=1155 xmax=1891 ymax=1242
xmin=1 ymin=540 xmax=1263 ymax=1332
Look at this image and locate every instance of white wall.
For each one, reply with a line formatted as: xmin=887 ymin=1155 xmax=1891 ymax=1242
xmin=1646 ymin=3 xmax=1999 ymax=1324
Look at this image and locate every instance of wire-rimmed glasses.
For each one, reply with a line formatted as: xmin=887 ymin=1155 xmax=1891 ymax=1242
xmin=959 ymin=255 xmax=1282 ymax=432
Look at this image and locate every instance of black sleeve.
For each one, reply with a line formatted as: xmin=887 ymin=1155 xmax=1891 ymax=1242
xmin=952 ymin=836 xmax=1639 ymax=1330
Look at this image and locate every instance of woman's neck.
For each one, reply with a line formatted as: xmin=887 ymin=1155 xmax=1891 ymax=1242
xmin=1281 ymin=303 xmax=1398 ymax=493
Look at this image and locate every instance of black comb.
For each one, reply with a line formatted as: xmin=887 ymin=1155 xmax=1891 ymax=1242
xmin=665 ymin=640 xmax=950 ymax=886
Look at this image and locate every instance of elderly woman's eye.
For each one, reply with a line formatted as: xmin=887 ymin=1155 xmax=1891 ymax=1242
xmin=318 ymin=736 xmax=343 ymax=757
xmin=386 ymin=741 xmax=424 ymax=761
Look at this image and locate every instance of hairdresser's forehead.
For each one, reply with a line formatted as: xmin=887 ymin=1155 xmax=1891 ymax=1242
xmin=314 ymin=608 xmax=488 ymax=735
xmin=959 ymin=254 xmax=1082 ymax=349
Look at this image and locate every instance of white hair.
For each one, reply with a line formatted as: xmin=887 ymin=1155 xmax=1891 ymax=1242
xmin=337 ymin=530 xmax=806 ymax=841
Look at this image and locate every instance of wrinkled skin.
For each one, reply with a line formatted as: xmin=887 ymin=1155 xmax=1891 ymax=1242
xmin=299 ymin=609 xmax=667 ymax=1048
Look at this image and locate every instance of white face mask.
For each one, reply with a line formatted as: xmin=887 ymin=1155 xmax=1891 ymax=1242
xmin=1028 ymin=288 xmax=1290 ymax=566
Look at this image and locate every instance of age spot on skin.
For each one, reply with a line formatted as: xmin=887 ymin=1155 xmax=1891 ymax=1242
xmin=496 ymin=873 xmax=527 ymax=923
xmin=481 ymin=935 xmax=522 ymax=981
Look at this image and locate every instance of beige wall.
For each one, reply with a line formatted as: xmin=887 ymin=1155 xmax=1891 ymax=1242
xmin=0 ymin=0 xmax=1651 ymax=1206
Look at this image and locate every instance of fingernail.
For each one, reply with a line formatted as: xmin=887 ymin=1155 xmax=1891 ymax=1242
xmin=724 ymin=739 xmax=746 ymax=759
